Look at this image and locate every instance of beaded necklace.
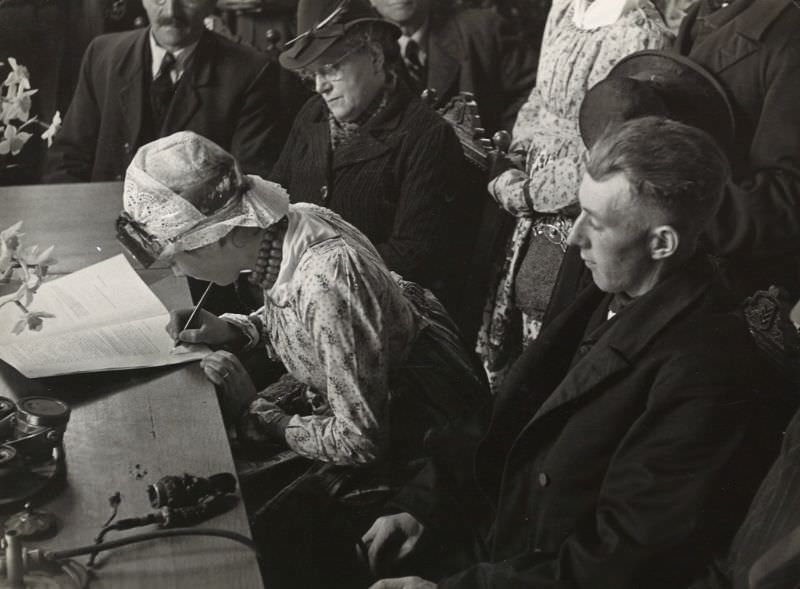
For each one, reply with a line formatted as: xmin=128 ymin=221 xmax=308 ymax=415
xmin=248 ymin=217 xmax=289 ymax=291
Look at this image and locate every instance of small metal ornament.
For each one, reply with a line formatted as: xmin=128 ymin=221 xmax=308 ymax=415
xmin=3 ymin=502 xmax=59 ymax=540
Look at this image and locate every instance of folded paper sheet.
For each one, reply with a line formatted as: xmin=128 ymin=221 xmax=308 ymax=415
xmin=0 ymin=255 xmax=209 ymax=378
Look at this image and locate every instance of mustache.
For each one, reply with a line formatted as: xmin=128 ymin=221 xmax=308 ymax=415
xmin=156 ymin=16 xmax=190 ymax=27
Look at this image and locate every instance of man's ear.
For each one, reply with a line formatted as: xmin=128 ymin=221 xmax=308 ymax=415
xmin=649 ymin=225 xmax=679 ymax=260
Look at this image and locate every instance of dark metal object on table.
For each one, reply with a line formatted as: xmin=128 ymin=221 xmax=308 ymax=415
xmin=0 ymin=396 xmax=70 ymax=508
xmin=3 ymin=502 xmax=59 ymax=540
xmin=147 ymin=473 xmax=237 ymax=509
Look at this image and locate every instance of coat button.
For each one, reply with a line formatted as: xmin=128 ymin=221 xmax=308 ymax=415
xmin=320 ymin=185 xmax=328 ymax=202
xmin=123 ymin=142 xmax=132 ymax=154
xmin=115 ymin=174 xmax=123 ymax=180
xmin=538 ymin=472 xmax=549 ymax=487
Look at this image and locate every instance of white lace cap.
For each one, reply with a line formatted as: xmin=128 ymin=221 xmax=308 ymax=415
xmin=123 ymin=131 xmax=289 ymax=256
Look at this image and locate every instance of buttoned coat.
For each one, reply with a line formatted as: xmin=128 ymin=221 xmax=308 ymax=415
xmin=44 ymin=28 xmax=284 ymax=183
xmin=422 ymin=9 xmax=539 ymax=133
xmin=393 ymin=257 xmax=782 ymax=588
xmin=675 ymin=0 xmax=800 ymax=297
xmin=268 ymin=83 xmax=468 ymax=302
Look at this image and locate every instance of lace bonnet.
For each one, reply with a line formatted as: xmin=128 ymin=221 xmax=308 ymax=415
xmin=123 ymin=131 xmax=290 ymax=257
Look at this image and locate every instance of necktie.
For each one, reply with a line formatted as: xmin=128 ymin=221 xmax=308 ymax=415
xmin=404 ymin=39 xmax=426 ymax=93
xmin=150 ymin=52 xmax=177 ymax=131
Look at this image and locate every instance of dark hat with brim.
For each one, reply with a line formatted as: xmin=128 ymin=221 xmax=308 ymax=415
xmin=579 ymin=50 xmax=735 ymax=154
xmin=279 ymin=0 xmax=400 ymax=70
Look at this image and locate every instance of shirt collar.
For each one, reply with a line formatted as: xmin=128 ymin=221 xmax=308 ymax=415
xmin=398 ymin=17 xmax=430 ymax=63
xmin=572 ymin=0 xmax=645 ymax=29
xmin=149 ymin=31 xmax=199 ymax=80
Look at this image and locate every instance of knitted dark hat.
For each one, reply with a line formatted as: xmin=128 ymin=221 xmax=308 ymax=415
xmin=279 ymin=0 xmax=399 ymax=70
xmin=579 ymin=50 xmax=735 ymax=153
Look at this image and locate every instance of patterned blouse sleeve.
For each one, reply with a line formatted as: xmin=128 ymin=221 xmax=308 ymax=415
xmin=489 ymin=13 xmax=672 ymax=216
xmin=282 ymin=249 xmax=396 ymax=465
xmin=508 ymin=88 xmax=544 ymax=157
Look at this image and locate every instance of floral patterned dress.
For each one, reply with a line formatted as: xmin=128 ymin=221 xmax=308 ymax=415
xmin=223 ymin=203 xmax=485 ymax=465
xmin=476 ymin=0 xmax=672 ymax=392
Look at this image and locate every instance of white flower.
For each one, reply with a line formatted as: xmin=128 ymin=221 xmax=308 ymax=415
xmin=40 ymin=111 xmax=61 ymax=147
xmin=2 ymin=58 xmax=31 ymax=93
xmin=0 ymin=221 xmax=57 ymax=334
xmin=0 ymin=124 xmax=33 ymax=156
xmin=0 ymin=220 xmax=22 ymax=273
xmin=12 ymin=311 xmax=55 ymax=335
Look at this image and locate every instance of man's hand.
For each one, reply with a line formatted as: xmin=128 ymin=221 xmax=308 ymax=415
xmin=201 ymin=351 xmax=257 ymax=419
xmin=167 ymin=308 xmax=245 ymax=347
xmin=368 ymin=577 xmax=436 ymax=589
xmin=362 ymin=513 xmax=425 ymax=577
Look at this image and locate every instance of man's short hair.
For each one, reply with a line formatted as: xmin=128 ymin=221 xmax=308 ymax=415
xmin=586 ymin=116 xmax=731 ymax=241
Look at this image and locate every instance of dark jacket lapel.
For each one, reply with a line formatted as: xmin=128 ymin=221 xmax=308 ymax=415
xmin=117 ymin=29 xmax=149 ymax=147
xmin=526 ymin=256 xmax=714 ymax=427
xmin=677 ymin=0 xmax=793 ymax=74
xmin=426 ymin=18 xmax=462 ymax=104
xmin=164 ymin=31 xmax=214 ymax=134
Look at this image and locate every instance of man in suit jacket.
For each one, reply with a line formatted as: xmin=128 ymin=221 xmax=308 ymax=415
xmin=675 ymin=0 xmax=800 ymax=298
xmin=360 ymin=117 xmax=787 ymax=589
xmin=44 ymin=0 xmax=285 ymax=184
xmin=370 ymin=0 xmax=538 ymax=133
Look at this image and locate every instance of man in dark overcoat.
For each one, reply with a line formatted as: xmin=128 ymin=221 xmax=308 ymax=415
xmin=44 ymin=0 xmax=285 ymax=183
xmin=674 ymin=0 xmax=800 ymax=300
xmin=360 ymin=116 xmax=787 ymax=589
xmin=369 ymin=0 xmax=538 ymax=133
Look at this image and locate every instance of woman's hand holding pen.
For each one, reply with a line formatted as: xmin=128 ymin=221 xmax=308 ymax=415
xmin=167 ymin=308 xmax=246 ymax=347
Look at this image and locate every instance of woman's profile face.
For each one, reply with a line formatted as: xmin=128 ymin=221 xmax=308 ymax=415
xmin=301 ymin=41 xmax=385 ymax=122
xmin=170 ymin=244 xmax=241 ymax=286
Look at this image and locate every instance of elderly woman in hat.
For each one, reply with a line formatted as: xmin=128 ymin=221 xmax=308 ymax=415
xmin=117 ymin=131 xmax=486 ymax=466
xmin=268 ymin=0 xmax=467 ymax=309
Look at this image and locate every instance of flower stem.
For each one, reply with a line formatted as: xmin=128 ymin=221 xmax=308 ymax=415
xmin=13 ymin=300 xmax=28 ymax=314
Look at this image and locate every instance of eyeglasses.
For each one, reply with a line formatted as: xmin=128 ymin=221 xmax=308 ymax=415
xmin=116 ymin=213 xmax=165 ymax=269
xmin=297 ymin=45 xmax=363 ymax=87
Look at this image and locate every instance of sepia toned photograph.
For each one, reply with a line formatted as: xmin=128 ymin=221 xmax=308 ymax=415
xmin=1 ymin=0 xmax=799 ymax=587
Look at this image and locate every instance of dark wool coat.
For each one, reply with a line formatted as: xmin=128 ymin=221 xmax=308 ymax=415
xmin=393 ymin=256 xmax=783 ymax=588
xmin=44 ymin=28 xmax=285 ymax=182
xmin=423 ymin=8 xmax=539 ymax=133
xmin=689 ymin=404 xmax=800 ymax=589
xmin=676 ymin=0 xmax=800 ymax=298
xmin=269 ymin=83 xmax=468 ymax=300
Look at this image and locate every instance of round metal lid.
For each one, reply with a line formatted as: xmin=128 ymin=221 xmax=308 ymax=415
xmin=16 ymin=397 xmax=70 ymax=428
xmin=0 ymin=444 xmax=17 ymax=465
xmin=3 ymin=503 xmax=60 ymax=540
xmin=0 ymin=396 xmax=15 ymax=420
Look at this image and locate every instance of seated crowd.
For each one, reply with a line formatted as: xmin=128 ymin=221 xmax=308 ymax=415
xmin=19 ymin=0 xmax=800 ymax=586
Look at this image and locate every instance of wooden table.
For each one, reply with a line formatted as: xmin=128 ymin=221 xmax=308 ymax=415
xmin=0 ymin=183 xmax=263 ymax=588
xmin=0 ymin=182 xmax=170 ymax=283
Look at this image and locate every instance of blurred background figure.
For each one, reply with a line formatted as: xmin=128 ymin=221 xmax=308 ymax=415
xmin=215 ymin=0 xmax=295 ymax=53
xmin=43 ymin=0 xmax=285 ymax=184
xmin=370 ymin=0 xmax=539 ymax=134
xmin=476 ymin=0 xmax=672 ymax=390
